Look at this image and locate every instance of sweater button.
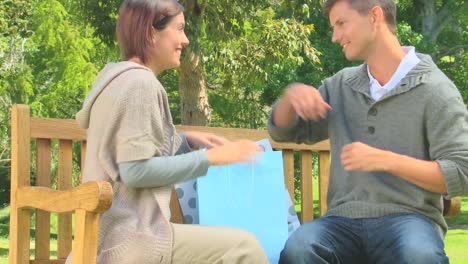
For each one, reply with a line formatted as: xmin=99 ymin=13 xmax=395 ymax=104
xmin=369 ymin=108 xmax=378 ymax=116
xmin=368 ymin=126 xmax=375 ymax=134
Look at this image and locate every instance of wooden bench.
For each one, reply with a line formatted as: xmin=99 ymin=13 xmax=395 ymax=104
xmin=9 ymin=104 xmax=461 ymax=264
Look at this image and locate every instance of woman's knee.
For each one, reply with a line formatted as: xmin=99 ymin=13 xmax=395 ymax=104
xmin=224 ymin=229 xmax=269 ymax=264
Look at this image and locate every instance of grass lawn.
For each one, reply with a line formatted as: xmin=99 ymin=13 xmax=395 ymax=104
xmin=0 ymin=197 xmax=467 ymax=263
xmin=446 ymin=229 xmax=468 ymax=264
xmin=0 ymin=206 xmax=10 ymax=264
xmin=445 ymin=196 xmax=468 ymax=264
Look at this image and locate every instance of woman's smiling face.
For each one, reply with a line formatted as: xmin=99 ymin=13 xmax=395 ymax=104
xmin=150 ymin=12 xmax=190 ymax=74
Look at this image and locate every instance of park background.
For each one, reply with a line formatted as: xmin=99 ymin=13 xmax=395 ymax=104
xmin=0 ymin=0 xmax=466 ymax=263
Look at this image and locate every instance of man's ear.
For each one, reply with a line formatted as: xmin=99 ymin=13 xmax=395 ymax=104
xmin=369 ymin=6 xmax=385 ymax=25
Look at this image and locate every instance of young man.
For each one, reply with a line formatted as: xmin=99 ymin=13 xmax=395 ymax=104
xmin=268 ymin=0 xmax=468 ymax=263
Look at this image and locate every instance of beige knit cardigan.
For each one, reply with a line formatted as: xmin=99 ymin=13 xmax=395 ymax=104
xmin=74 ymin=61 xmax=181 ymax=264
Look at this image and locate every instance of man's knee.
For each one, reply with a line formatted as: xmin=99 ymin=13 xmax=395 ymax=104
xmin=279 ymin=236 xmax=308 ymax=263
xmin=398 ymin=244 xmax=448 ymax=264
xmin=280 ymin=230 xmax=333 ymax=264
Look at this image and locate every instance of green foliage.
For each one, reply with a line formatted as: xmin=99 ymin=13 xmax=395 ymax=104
xmin=279 ymin=1 xmax=356 ymax=87
xmin=0 ymin=165 xmax=9 ymax=207
xmin=27 ymin=0 xmax=99 ymax=118
xmin=0 ymin=0 xmax=37 ymax=206
xmin=0 ymin=0 xmax=118 ymax=205
xmin=205 ymin=7 xmax=319 ymax=128
xmin=74 ymin=0 xmax=321 ymax=128
xmin=71 ymin=0 xmax=121 ymax=45
xmin=159 ymin=69 xmax=183 ymax=123
xmin=181 ymin=0 xmax=272 ymax=50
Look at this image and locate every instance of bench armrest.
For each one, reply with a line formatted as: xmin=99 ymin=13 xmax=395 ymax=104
xmin=16 ymin=181 xmax=112 ymax=213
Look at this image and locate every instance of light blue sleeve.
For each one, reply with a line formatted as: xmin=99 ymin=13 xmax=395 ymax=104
xmin=119 ymin=150 xmax=209 ymax=188
xmin=118 ymin=133 xmax=209 ymax=188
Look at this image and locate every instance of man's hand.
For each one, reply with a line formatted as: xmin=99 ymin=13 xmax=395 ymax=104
xmin=340 ymin=142 xmax=391 ymax=172
xmin=284 ymin=83 xmax=332 ymax=121
xmin=340 ymin=142 xmax=447 ymax=193
xmin=185 ymin=131 xmax=229 ymax=149
xmin=273 ymin=83 xmax=332 ymax=127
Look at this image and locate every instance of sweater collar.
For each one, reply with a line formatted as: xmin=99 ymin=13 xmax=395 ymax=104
xmin=345 ymin=53 xmax=436 ymax=100
xmin=76 ymin=61 xmax=152 ymax=129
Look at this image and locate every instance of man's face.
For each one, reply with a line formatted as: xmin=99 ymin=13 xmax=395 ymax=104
xmin=329 ymin=1 xmax=376 ymax=61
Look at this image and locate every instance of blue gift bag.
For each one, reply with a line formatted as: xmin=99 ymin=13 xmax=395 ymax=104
xmin=197 ymin=151 xmax=288 ymax=264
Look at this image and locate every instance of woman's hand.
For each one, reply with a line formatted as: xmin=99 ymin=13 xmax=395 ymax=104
xmin=205 ymin=140 xmax=262 ymax=166
xmin=185 ymin=131 xmax=229 ymax=149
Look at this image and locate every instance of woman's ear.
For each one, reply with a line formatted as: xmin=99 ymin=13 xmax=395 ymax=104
xmin=151 ymin=27 xmax=160 ymax=45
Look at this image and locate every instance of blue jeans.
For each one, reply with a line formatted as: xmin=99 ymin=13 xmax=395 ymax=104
xmin=279 ymin=213 xmax=448 ymax=264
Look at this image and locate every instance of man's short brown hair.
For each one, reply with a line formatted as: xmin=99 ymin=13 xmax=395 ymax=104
xmin=323 ymin=0 xmax=397 ymax=34
xmin=116 ymin=0 xmax=184 ymax=64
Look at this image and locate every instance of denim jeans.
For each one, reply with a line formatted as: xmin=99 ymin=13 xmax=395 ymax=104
xmin=279 ymin=213 xmax=449 ymax=264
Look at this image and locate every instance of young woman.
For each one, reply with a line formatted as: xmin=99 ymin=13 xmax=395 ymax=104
xmin=70 ymin=0 xmax=269 ymax=263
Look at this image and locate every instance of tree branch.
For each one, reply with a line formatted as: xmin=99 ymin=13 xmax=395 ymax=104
xmin=435 ymin=44 xmax=468 ymax=59
xmin=431 ymin=0 xmax=458 ymax=40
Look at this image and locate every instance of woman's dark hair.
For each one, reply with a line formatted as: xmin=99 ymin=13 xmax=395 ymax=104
xmin=116 ymin=0 xmax=184 ymax=63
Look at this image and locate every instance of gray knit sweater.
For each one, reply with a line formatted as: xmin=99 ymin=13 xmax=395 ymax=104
xmin=75 ymin=61 xmax=181 ymax=264
xmin=268 ymin=54 xmax=468 ymax=234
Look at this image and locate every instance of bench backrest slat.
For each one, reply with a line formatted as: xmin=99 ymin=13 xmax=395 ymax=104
xmin=10 ymin=104 xmax=32 ymax=264
xmin=80 ymin=142 xmax=86 ymax=184
xmin=30 ymin=260 xmax=66 ymax=264
xmin=57 ymin=140 xmax=73 ymax=259
xmin=300 ymin=150 xmax=314 ymax=222
xmin=282 ymin=150 xmax=295 ymax=203
xmin=318 ymin=151 xmax=331 ymax=216
xmin=35 ymin=139 xmax=52 ymax=260
xmin=31 ymin=118 xmax=86 ymax=140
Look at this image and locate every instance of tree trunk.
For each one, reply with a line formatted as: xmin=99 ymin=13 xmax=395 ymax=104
xmin=178 ymin=47 xmax=211 ymax=126
xmin=415 ymin=0 xmax=436 ymax=40
xmin=414 ymin=0 xmax=457 ymax=42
